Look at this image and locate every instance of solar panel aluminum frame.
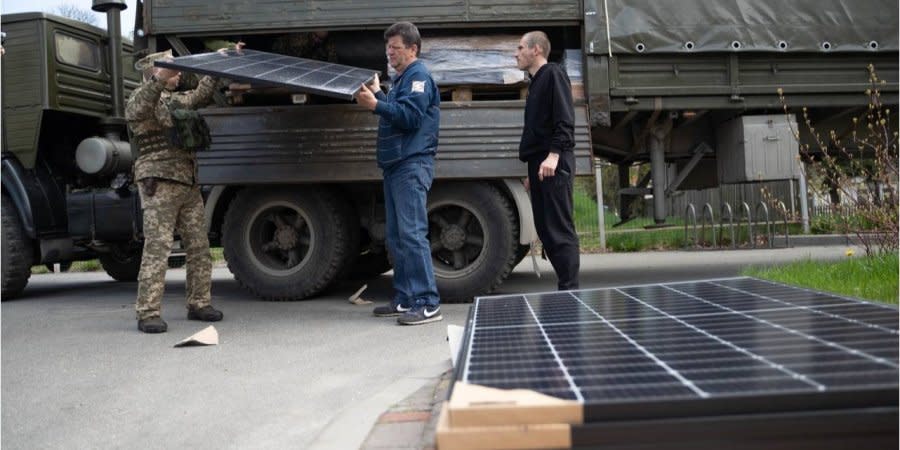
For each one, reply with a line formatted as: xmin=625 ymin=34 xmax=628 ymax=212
xmin=568 ymin=406 xmax=898 ymax=449
xmin=154 ymin=49 xmax=377 ymax=101
xmin=449 ymin=277 xmax=899 ymax=431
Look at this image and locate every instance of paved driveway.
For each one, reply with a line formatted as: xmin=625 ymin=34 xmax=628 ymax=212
xmin=1 ymin=246 xmax=850 ymax=449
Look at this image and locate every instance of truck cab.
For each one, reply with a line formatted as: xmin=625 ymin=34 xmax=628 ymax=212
xmin=2 ymin=8 xmax=147 ymax=299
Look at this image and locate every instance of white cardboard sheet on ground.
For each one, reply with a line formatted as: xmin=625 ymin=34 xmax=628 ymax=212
xmin=174 ymin=325 xmax=219 ymax=347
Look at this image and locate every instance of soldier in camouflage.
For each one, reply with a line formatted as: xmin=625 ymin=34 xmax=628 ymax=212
xmin=125 ymin=48 xmax=235 ymax=333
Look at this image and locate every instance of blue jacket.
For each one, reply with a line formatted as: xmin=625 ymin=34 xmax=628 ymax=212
xmin=373 ymin=60 xmax=440 ymax=169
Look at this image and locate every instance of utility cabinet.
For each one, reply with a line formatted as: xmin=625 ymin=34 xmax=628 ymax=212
xmin=716 ymin=114 xmax=800 ymax=184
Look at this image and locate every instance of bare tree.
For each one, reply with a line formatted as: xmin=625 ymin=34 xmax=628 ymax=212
xmin=55 ymin=4 xmax=98 ymax=26
xmin=780 ymin=66 xmax=899 ymax=256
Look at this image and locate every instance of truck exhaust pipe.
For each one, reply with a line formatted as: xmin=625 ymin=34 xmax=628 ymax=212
xmin=92 ymin=0 xmax=127 ymax=120
xmin=78 ymin=0 xmax=133 ymax=178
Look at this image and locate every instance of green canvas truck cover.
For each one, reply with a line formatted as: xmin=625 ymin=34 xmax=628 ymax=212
xmin=585 ymin=0 xmax=898 ymax=54
xmin=144 ymin=0 xmax=581 ymax=35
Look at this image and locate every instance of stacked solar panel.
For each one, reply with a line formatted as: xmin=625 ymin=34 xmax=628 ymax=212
xmin=439 ymin=277 xmax=899 ymax=449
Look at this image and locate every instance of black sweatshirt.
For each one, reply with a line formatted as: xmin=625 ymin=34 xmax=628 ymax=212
xmin=518 ymin=62 xmax=575 ymax=162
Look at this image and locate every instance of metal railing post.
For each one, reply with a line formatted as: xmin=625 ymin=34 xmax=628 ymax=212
xmin=700 ymin=203 xmax=716 ymax=247
xmin=594 ymin=160 xmax=607 ymax=251
xmin=720 ymin=202 xmax=735 ymax=249
xmin=755 ymin=201 xmax=773 ymax=249
xmin=739 ymin=202 xmax=753 ymax=248
xmin=798 ymin=165 xmax=811 ymax=234
xmin=684 ymin=204 xmax=698 ymax=248
xmin=778 ymin=201 xmax=790 ymax=248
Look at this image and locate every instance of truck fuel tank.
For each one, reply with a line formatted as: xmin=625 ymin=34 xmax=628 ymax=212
xmin=75 ymin=137 xmax=134 ymax=176
xmin=67 ymin=187 xmax=141 ymax=242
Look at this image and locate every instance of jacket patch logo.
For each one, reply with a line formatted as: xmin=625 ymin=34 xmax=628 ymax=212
xmin=411 ymin=81 xmax=425 ymax=93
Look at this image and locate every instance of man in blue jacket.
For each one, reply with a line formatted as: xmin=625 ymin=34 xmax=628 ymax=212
xmin=355 ymin=22 xmax=442 ymax=325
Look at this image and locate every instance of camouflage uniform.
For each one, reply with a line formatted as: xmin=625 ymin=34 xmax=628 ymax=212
xmin=272 ymin=32 xmax=338 ymax=62
xmin=125 ymin=52 xmax=220 ymax=321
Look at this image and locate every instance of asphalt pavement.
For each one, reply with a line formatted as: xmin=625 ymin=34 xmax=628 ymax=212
xmin=1 ymin=245 xmax=856 ymax=449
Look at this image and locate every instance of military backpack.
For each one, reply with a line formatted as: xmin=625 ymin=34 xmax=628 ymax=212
xmin=167 ymin=108 xmax=212 ymax=152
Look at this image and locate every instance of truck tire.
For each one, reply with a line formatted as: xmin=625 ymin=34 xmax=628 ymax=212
xmin=222 ymin=187 xmax=354 ymax=300
xmin=99 ymin=246 xmax=142 ymax=281
xmin=2 ymin=193 xmax=33 ymax=299
xmin=428 ymin=182 xmax=518 ymax=303
xmin=332 ymin=196 xmax=361 ymax=281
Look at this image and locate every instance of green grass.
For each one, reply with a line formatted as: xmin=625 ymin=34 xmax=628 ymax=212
xmin=810 ymin=212 xmax=879 ymax=235
xmin=31 ymin=260 xmax=101 ymax=274
xmin=73 ymin=260 xmax=102 ymax=272
xmin=573 ymin=189 xmax=600 ymax=233
xmin=608 ymin=229 xmax=687 ymax=252
xmin=743 ymin=252 xmax=899 ymax=304
xmin=572 ymin=188 xmax=687 ymax=232
xmin=211 ymin=247 xmax=225 ymax=265
xmin=30 ymin=250 xmax=226 ymax=275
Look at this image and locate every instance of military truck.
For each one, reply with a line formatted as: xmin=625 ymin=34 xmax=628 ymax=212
xmin=3 ymin=0 xmax=896 ymax=302
xmin=1 ymin=1 xmax=594 ymax=302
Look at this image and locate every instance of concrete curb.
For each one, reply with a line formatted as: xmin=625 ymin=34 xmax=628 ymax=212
xmin=360 ymin=368 xmax=452 ymax=450
xmin=309 ymin=361 xmax=451 ymax=450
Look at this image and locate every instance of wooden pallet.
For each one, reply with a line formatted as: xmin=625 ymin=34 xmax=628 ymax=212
xmin=444 ymin=81 xmax=584 ymax=102
xmin=443 ymin=84 xmax=529 ymax=102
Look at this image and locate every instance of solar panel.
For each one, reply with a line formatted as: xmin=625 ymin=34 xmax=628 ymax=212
xmin=444 ymin=277 xmax=898 ymax=448
xmin=155 ymin=49 xmax=377 ymax=100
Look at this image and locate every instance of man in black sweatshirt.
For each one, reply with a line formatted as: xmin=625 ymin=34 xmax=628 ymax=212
xmin=516 ymin=31 xmax=580 ymax=290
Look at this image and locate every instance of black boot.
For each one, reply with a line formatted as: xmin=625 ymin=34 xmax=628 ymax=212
xmin=187 ymin=305 xmax=224 ymax=322
xmin=138 ymin=317 xmax=168 ymax=333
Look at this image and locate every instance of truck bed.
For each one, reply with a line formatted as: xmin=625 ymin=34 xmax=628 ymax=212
xmin=197 ymin=101 xmax=593 ymax=185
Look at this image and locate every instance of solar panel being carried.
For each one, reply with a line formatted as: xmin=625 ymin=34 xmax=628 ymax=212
xmin=155 ymin=49 xmax=377 ymax=100
xmin=443 ymin=277 xmax=898 ymax=449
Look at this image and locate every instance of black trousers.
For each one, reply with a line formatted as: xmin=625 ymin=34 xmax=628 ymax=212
xmin=527 ymin=151 xmax=580 ymax=290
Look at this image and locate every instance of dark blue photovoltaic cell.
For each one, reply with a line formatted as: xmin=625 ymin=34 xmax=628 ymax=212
xmin=154 ymin=49 xmax=377 ymax=100
xmin=460 ymin=277 xmax=899 ymax=411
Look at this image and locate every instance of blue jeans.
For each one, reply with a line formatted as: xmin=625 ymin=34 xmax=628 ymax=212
xmin=383 ymin=157 xmax=440 ymax=308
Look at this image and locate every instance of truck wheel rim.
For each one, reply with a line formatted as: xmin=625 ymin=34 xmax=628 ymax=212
xmin=244 ymin=201 xmax=314 ymax=276
xmin=428 ymin=202 xmax=488 ymax=279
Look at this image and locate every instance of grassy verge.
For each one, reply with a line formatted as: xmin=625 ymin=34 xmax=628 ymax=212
xmin=211 ymin=248 xmax=225 ymax=265
xmin=32 ymin=260 xmax=101 ymax=274
xmin=743 ymin=252 xmax=898 ymax=305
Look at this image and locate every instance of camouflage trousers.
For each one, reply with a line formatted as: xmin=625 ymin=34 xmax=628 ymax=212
xmin=135 ymin=178 xmax=212 ymax=320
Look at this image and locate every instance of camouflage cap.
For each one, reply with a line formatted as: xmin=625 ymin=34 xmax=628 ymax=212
xmin=134 ymin=49 xmax=173 ymax=71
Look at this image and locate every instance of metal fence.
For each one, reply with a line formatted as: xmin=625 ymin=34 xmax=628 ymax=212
xmin=669 ymin=180 xmax=800 ymax=222
xmin=571 ymin=174 xmax=834 ymax=252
